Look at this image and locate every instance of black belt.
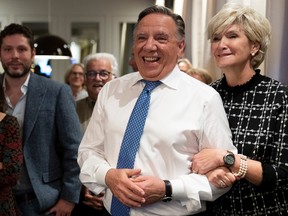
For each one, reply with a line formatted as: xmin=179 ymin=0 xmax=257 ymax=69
xmin=15 ymin=192 xmax=37 ymax=203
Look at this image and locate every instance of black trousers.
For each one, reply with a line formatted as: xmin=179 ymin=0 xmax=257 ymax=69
xmin=103 ymin=208 xmax=111 ymax=216
xmin=71 ymin=202 xmax=104 ymax=216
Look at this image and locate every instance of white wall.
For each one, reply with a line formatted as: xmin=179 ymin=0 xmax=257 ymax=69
xmin=1 ymin=0 xmax=286 ymax=83
xmin=0 ymin=0 xmax=154 ymax=81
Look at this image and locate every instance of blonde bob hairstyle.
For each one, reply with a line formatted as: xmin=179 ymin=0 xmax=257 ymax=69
xmin=64 ymin=63 xmax=85 ymax=85
xmin=207 ymin=3 xmax=271 ymax=69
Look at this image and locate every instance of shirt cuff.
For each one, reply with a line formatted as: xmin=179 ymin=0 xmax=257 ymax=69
xmin=94 ymin=163 xmax=112 ymax=186
xmin=170 ymin=178 xmax=185 ymax=199
xmin=170 ymin=174 xmax=211 ymax=200
xmin=171 ymin=174 xmax=211 ymax=212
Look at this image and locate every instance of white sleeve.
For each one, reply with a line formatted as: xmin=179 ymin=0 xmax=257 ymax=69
xmin=77 ymin=89 xmax=111 ymax=195
xmin=171 ymin=92 xmax=237 ymax=212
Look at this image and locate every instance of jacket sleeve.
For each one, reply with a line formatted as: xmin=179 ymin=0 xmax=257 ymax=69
xmin=55 ymin=84 xmax=83 ymax=203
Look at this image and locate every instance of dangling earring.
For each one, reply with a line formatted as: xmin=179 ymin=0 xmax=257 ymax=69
xmin=251 ymin=53 xmax=255 ymax=56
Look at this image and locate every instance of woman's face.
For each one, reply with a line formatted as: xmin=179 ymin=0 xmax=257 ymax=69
xmin=68 ymin=65 xmax=85 ymax=88
xmin=211 ymin=24 xmax=258 ymax=71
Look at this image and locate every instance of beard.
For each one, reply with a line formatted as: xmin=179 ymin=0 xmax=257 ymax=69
xmin=2 ymin=64 xmax=31 ymax=78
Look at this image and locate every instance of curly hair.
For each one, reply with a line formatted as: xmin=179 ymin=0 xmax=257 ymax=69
xmin=0 ymin=23 xmax=34 ymax=50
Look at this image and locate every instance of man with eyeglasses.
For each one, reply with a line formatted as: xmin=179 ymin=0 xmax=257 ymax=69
xmin=73 ymin=52 xmax=117 ymax=216
xmin=76 ymin=53 xmax=117 ymax=132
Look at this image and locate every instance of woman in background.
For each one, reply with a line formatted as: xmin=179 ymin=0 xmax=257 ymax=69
xmin=192 ymin=3 xmax=288 ymax=215
xmin=177 ymin=57 xmax=193 ymax=73
xmin=187 ymin=67 xmax=213 ymax=84
xmin=0 ymin=78 xmax=23 ymax=215
xmin=65 ymin=63 xmax=88 ymax=101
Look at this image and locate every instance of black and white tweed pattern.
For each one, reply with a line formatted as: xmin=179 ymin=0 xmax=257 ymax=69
xmin=208 ymin=72 xmax=288 ymax=216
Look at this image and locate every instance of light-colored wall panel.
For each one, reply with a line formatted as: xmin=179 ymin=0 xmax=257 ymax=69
xmin=0 ymin=0 xmax=154 ymax=80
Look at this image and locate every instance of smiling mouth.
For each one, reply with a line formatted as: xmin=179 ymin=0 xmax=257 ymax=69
xmin=92 ymin=83 xmax=103 ymax=88
xmin=9 ymin=63 xmax=22 ymax=67
xmin=143 ymin=57 xmax=160 ymax=62
xmin=218 ymin=53 xmax=232 ymax=57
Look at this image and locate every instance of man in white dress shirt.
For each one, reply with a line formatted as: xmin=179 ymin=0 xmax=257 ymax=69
xmin=78 ymin=5 xmax=237 ymax=215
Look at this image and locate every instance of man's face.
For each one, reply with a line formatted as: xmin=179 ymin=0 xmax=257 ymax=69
xmin=0 ymin=34 xmax=35 ymax=78
xmin=133 ymin=13 xmax=184 ymax=81
xmin=85 ymin=59 xmax=113 ymax=101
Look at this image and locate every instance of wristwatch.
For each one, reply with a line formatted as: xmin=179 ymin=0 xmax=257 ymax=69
xmin=162 ymin=180 xmax=172 ymax=202
xmin=223 ymin=150 xmax=235 ymax=167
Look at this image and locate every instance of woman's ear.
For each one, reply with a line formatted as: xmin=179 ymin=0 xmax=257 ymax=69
xmin=251 ymin=42 xmax=260 ymax=55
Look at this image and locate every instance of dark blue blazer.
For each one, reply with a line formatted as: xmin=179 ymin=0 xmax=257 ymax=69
xmin=21 ymin=73 xmax=82 ymax=211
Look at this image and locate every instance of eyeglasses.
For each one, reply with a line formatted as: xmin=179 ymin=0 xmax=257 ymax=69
xmin=85 ymin=70 xmax=111 ymax=80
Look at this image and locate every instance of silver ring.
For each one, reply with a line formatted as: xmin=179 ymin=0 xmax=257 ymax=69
xmin=219 ymin=180 xmax=225 ymax=188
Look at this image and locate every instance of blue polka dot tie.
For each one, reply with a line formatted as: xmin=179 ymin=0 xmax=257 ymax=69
xmin=111 ymin=80 xmax=161 ymax=216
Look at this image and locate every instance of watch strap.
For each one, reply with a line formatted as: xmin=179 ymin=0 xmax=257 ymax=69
xmin=162 ymin=180 xmax=172 ymax=202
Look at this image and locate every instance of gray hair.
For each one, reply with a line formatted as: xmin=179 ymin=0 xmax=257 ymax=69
xmin=207 ymin=3 xmax=271 ymax=69
xmin=82 ymin=52 xmax=119 ymax=75
xmin=134 ymin=5 xmax=185 ymax=42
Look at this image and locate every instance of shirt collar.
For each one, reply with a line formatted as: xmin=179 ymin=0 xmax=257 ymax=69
xmin=160 ymin=65 xmax=182 ymax=90
xmin=3 ymin=72 xmax=30 ymax=95
xmin=130 ymin=65 xmax=182 ymax=89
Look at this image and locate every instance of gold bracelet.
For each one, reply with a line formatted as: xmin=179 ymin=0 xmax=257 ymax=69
xmin=232 ymin=154 xmax=248 ymax=178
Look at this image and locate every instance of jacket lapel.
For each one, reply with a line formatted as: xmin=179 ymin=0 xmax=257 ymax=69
xmin=23 ymin=73 xmax=46 ymax=143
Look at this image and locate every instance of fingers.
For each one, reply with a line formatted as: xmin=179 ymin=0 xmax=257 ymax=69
xmin=116 ymin=191 xmax=144 ymax=208
xmin=218 ymin=179 xmax=227 ymax=188
xmin=82 ymin=199 xmax=103 ymax=210
xmin=83 ymin=193 xmax=104 ymax=210
xmin=207 ymin=167 xmax=236 ymax=188
xmin=127 ymin=168 xmax=142 ymax=178
xmin=226 ymin=172 xmax=237 ymax=182
xmin=217 ymin=173 xmax=236 ymax=188
xmin=106 ymin=168 xmax=146 ymax=207
xmin=216 ymin=172 xmax=234 ymax=188
xmin=192 ymin=149 xmax=227 ymax=175
xmin=220 ymin=172 xmax=236 ymax=187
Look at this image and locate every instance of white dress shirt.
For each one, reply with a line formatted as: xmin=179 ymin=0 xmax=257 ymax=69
xmin=78 ymin=66 xmax=237 ymax=215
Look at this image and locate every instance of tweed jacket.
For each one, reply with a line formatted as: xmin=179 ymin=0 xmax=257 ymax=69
xmin=18 ymin=73 xmax=82 ymax=211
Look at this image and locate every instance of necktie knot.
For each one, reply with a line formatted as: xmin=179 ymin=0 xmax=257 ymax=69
xmin=143 ymin=80 xmax=161 ymax=93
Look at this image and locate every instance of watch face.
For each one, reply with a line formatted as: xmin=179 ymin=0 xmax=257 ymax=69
xmin=224 ymin=152 xmax=235 ymax=166
xmin=226 ymin=155 xmax=234 ymax=165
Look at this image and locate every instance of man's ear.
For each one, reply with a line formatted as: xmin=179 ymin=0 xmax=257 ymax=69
xmin=177 ymin=40 xmax=185 ymax=58
xmin=31 ymin=47 xmax=36 ymax=61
